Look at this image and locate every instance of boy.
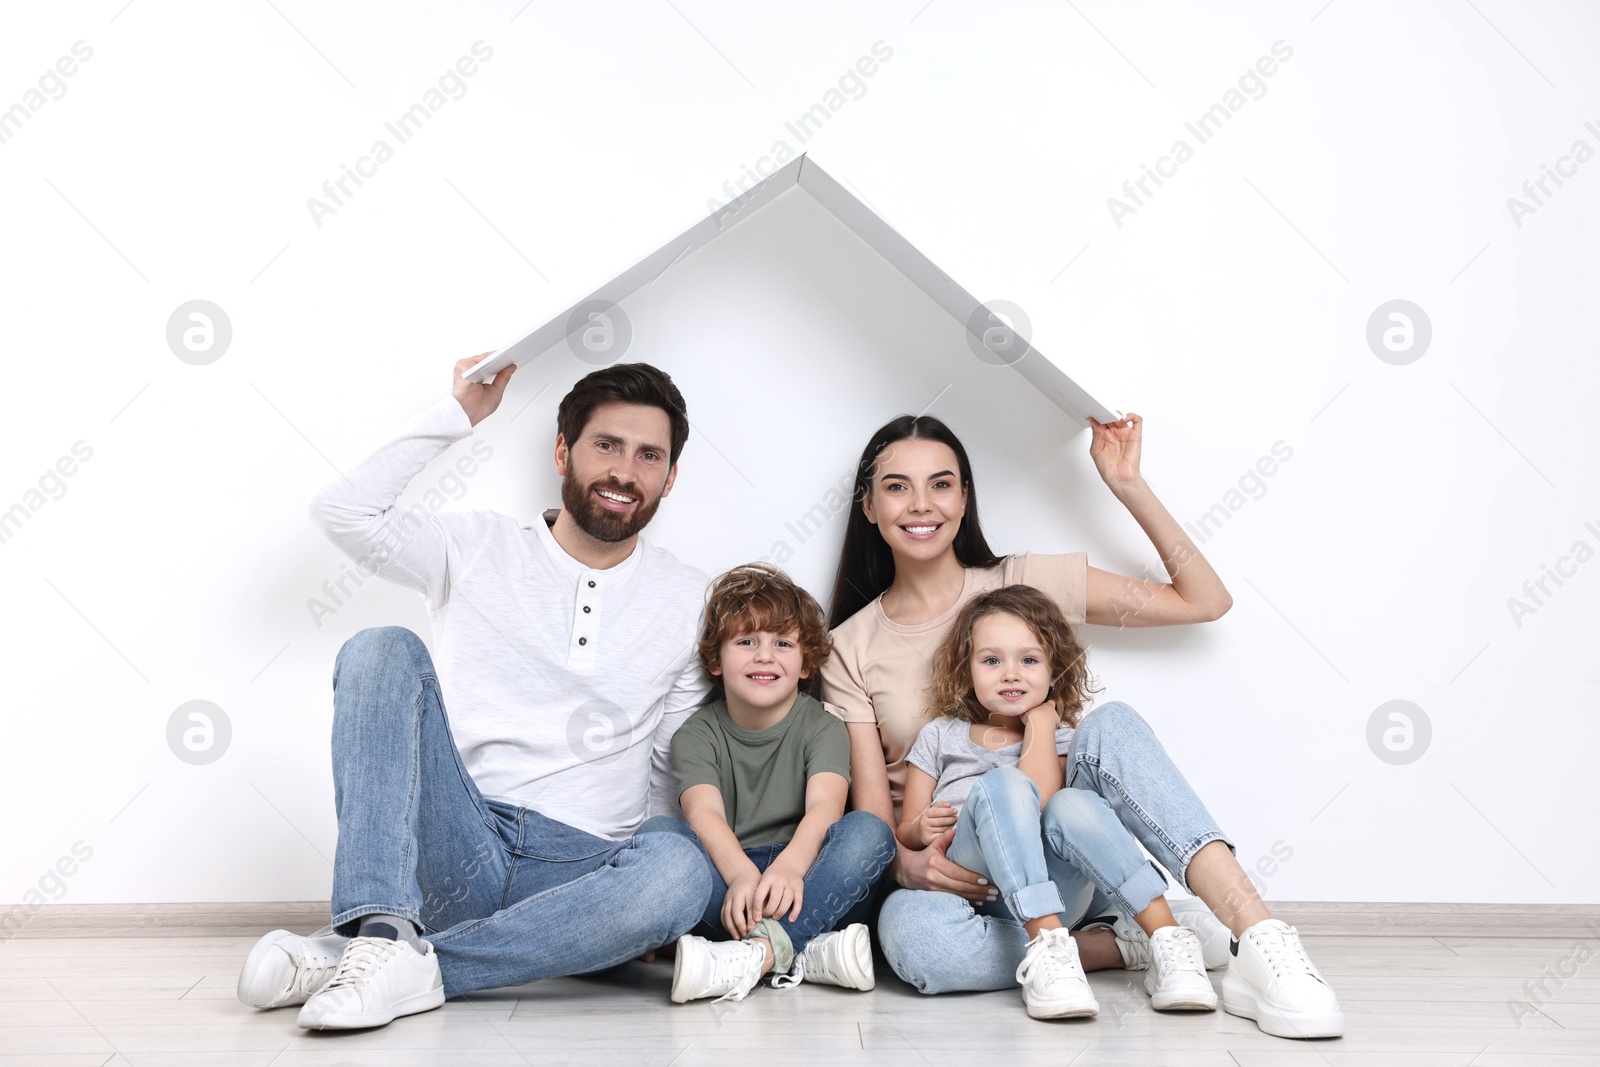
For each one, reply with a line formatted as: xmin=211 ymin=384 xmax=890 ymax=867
xmin=640 ymin=563 xmax=896 ymax=1003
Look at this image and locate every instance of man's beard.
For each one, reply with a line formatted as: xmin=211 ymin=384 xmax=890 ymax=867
xmin=560 ymin=468 xmax=662 ymax=543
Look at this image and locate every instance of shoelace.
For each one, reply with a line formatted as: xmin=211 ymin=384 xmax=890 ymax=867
xmin=1015 ymin=929 xmax=1077 ymax=985
xmin=1251 ymin=924 xmax=1319 ymax=979
xmin=708 ymin=942 xmax=769 ymax=1003
xmin=289 ymin=956 xmax=344 ymax=1000
xmin=1151 ymin=929 xmax=1204 ymax=975
xmin=770 ymin=957 xmax=805 ymax=990
xmin=320 ymin=937 xmax=406 ymax=992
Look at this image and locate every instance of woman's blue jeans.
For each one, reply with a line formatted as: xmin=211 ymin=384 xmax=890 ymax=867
xmin=639 ymin=811 xmax=896 ymax=973
xmin=327 ymin=626 xmax=712 ymax=999
xmin=879 ymin=701 xmax=1233 ymax=994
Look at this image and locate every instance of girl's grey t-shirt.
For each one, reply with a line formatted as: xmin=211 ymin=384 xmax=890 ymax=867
xmin=904 ymin=716 xmax=1076 ymax=812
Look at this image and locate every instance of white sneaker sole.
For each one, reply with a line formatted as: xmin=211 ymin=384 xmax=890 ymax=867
xmin=1221 ymin=974 xmax=1344 ymax=1038
xmin=670 ymin=934 xmax=701 ymax=1003
xmin=1147 ymin=976 xmax=1219 ymax=1012
xmin=297 ymin=985 xmax=445 ymax=1030
xmin=1025 ymin=996 xmax=1099 ymax=1020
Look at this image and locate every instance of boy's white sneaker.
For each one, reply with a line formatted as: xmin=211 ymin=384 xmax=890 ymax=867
xmin=296 ymin=936 xmax=445 ymax=1030
xmin=1145 ymin=926 xmax=1218 ymax=1011
xmin=772 ymin=924 xmax=875 ymax=991
xmin=1221 ymin=919 xmax=1345 ymax=1038
xmin=237 ymin=928 xmax=349 ymax=1009
xmin=1016 ymin=927 xmax=1098 ymax=1019
xmin=670 ymin=934 xmax=769 ymax=1003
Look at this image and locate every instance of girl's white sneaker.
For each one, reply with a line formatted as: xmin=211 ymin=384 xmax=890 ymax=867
xmin=1145 ymin=926 xmax=1218 ymax=1011
xmin=1016 ymin=927 xmax=1098 ymax=1019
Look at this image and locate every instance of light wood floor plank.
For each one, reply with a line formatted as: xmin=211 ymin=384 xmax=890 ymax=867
xmin=2 ymin=931 xmax=1598 ymax=1063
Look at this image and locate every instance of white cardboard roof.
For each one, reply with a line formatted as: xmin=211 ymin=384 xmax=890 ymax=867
xmin=463 ymin=153 xmax=1117 ymax=426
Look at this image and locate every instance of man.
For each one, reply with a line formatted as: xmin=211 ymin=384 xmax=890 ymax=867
xmin=236 ymin=356 xmax=714 ymax=1030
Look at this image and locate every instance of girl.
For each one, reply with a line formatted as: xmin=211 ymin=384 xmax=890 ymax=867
xmin=820 ymin=411 xmax=1345 ymax=1040
xmin=899 ymin=583 xmax=1214 ymax=1019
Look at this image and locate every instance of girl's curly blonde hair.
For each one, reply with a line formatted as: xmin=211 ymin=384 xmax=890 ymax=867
xmin=926 ymin=584 xmax=1100 ymax=726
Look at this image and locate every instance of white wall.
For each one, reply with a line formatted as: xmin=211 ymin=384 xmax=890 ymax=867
xmin=2 ymin=0 xmax=1595 ymax=912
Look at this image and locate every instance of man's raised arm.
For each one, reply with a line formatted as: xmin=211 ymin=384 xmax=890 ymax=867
xmin=307 ymin=355 xmax=518 ymax=608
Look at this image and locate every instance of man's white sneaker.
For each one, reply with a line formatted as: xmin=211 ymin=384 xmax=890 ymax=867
xmin=771 ymin=924 xmax=875 ymax=991
xmin=670 ymin=935 xmax=769 ymax=1003
xmin=1016 ymin=927 xmax=1098 ymax=1019
xmin=296 ymin=936 xmax=445 ymax=1030
xmin=1145 ymin=926 xmax=1218 ymax=1011
xmin=1221 ymin=919 xmax=1345 ymax=1038
xmin=237 ymin=928 xmax=349 ymax=1009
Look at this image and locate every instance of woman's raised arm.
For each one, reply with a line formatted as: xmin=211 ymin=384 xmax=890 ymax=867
xmin=1082 ymin=413 xmax=1234 ymax=628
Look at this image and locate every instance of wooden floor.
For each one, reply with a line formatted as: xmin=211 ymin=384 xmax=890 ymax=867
xmin=0 ymin=931 xmax=1592 ymax=1066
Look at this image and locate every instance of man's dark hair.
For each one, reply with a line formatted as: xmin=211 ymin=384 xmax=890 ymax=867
xmin=556 ymin=363 xmax=690 ymax=465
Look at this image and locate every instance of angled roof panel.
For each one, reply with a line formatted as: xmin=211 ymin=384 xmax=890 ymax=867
xmin=464 ymin=154 xmax=1116 ymax=425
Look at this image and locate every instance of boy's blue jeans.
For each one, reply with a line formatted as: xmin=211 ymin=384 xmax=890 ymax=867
xmin=639 ymin=811 xmax=896 ymax=973
xmin=327 ymin=626 xmax=712 ymax=999
xmin=879 ymin=701 xmax=1234 ymax=994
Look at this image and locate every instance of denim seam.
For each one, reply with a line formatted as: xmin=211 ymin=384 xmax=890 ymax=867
xmin=1043 ymin=826 xmax=1149 ymax=920
xmin=1075 ymin=758 xmax=1185 ymax=864
xmin=330 ymin=903 xmax=423 ymax=933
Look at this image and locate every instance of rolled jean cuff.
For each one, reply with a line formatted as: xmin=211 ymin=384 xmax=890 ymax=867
xmin=1006 ymin=880 xmax=1067 ymax=923
xmin=1176 ymin=831 xmax=1234 ymax=891
xmin=749 ymin=918 xmax=793 ymax=975
xmin=1112 ymin=861 xmax=1173 ymax=920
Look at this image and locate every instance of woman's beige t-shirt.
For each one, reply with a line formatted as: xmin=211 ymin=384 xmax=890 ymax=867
xmin=819 ymin=553 xmax=1088 ymax=822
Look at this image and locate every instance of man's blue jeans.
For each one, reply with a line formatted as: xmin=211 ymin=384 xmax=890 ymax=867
xmin=638 ymin=811 xmax=896 ymax=972
xmin=879 ymin=701 xmax=1233 ymax=994
xmin=328 ymin=626 xmax=711 ymax=999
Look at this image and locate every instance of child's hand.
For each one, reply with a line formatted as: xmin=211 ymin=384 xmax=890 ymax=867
xmin=722 ymin=874 xmax=761 ymax=938
xmin=915 ymin=802 xmax=959 ymax=847
xmin=753 ymin=861 xmax=805 ymax=924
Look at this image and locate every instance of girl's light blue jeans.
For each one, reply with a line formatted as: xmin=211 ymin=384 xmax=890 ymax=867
xmin=328 ymin=627 xmax=713 ymax=999
xmin=880 ymin=701 xmax=1233 ymax=994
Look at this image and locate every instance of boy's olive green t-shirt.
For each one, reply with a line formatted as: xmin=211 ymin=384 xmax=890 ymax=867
xmin=669 ymin=692 xmax=852 ymax=849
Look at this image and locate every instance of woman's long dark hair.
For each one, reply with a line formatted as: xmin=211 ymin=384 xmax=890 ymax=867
xmin=827 ymin=415 xmax=1003 ymax=629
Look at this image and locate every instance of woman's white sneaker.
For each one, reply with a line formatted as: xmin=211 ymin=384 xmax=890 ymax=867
xmin=1016 ymin=927 xmax=1098 ymax=1019
xmin=296 ymin=936 xmax=445 ymax=1030
xmin=670 ymin=935 xmax=769 ymax=1003
xmin=772 ymin=924 xmax=875 ymax=991
xmin=236 ymin=928 xmax=349 ymax=1009
xmin=1221 ymin=919 xmax=1345 ymax=1038
xmin=1145 ymin=926 xmax=1218 ymax=1011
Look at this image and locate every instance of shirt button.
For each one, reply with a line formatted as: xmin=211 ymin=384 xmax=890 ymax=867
xmin=582 ymin=606 xmax=591 ymax=613
xmin=578 ymin=637 xmax=588 ymax=646
xmin=587 ymin=580 xmax=596 ymax=588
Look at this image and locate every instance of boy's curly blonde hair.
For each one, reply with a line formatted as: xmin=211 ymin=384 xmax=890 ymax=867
xmin=925 ymin=584 xmax=1100 ymax=726
xmin=698 ymin=562 xmax=834 ymax=680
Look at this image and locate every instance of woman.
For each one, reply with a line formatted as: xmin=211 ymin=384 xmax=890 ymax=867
xmin=819 ymin=411 xmax=1344 ymax=1040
